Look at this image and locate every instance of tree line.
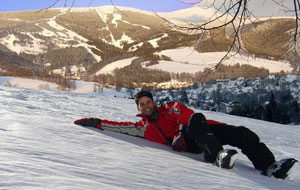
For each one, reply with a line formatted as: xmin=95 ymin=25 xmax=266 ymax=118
xmin=154 ymin=76 xmax=300 ymax=125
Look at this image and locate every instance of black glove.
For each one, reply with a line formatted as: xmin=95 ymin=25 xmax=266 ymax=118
xmin=172 ymin=133 xmax=186 ymax=151
xmin=172 ymin=124 xmax=187 ymax=152
xmin=74 ymin=118 xmax=102 ymax=128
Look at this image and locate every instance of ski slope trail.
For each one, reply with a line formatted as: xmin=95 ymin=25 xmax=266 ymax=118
xmin=0 ymin=85 xmax=299 ymax=190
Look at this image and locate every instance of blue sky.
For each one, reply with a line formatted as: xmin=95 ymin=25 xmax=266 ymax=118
xmin=0 ymin=0 xmax=197 ymax=12
xmin=0 ymin=0 xmax=295 ymax=17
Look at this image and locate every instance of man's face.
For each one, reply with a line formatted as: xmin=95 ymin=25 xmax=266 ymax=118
xmin=137 ymin=96 xmax=155 ymax=116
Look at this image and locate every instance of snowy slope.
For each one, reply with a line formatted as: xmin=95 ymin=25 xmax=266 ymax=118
xmin=99 ymin=47 xmax=293 ymax=75
xmin=158 ymin=6 xmax=223 ymax=23
xmin=0 ymin=77 xmax=59 ymax=90
xmin=152 ymin=47 xmax=293 ymax=73
xmin=96 ymin=57 xmax=138 ymax=75
xmin=0 ymin=81 xmax=300 ymax=190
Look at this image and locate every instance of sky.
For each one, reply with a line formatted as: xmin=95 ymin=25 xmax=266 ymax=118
xmin=0 ymin=0 xmax=196 ymax=12
xmin=0 ymin=0 xmax=296 ymax=16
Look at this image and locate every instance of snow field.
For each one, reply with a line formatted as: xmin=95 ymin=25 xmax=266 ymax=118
xmin=0 ymin=79 xmax=299 ymax=189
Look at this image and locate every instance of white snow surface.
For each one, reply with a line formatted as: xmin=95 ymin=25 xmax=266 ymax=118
xmin=0 ymin=77 xmax=59 ymax=90
xmin=153 ymin=47 xmax=293 ymax=73
xmin=0 ymin=77 xmax=300 ymax=190
xmin=96 ymin=57 xmax=138 ymax=75
xmin=158 ymin=6 xmax=223 ymax=23
xmin=99 ymin=47 xmax=293 ymax=75
xmin=0 ymin=33 xmax=48 ymax=55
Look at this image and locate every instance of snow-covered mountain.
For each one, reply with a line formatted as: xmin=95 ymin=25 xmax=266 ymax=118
xmin=0 ymin=78 xmax=299 ymax=190
xmin=158 ymin=6 xmax=224 ymax=23
xmin=0 ymin=6 xmax=297 ymax=83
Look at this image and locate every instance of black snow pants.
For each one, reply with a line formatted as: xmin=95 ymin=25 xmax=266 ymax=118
xmin=183 ymin=113 xmax=275 ymax=171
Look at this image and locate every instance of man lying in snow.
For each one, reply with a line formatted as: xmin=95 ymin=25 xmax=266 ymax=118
xmin=74 ymin=90 xmax=297 ymax=179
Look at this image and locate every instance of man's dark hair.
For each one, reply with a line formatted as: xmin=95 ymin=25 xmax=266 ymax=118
xmin=134 ymin=91 xmax=153 ymax=105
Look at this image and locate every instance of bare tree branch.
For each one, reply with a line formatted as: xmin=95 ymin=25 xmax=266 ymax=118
xmin=156 ymin=0 xmax=252 ymax=77
xmin=158 ymin=0 xmax=300 ymax=77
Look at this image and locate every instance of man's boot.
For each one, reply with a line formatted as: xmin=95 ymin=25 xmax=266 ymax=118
xmin=216 ymin=149 xmax=238 ymax=169
xmin=262 ymin=158 xmax=298 ymax=179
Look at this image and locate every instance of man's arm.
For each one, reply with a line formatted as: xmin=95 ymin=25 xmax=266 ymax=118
xmin=166 ymin=102 xmax=195 ymax=125
xmin=74 ymin=118 xmax=146 ymax=138
xmin=100 ymin=120 xmax=146 ymax=137
xmin=164 ymin=102 xmax=194 ymax=151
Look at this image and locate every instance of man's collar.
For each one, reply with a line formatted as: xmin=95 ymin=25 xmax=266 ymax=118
xmin=136 ymin=113 xmax=144 ymax=118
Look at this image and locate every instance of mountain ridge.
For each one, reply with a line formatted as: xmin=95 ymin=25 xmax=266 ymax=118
xmin=0 ymin=6 xmax=298 ymax=88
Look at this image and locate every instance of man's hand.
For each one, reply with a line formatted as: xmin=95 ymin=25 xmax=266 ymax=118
xmin=172 ymin=133 xmax=186 ymax=151
xmin=172 ymin=125 xmax=187 ymax=151
xmin=74 ymin=118 xmax=102 ymax=128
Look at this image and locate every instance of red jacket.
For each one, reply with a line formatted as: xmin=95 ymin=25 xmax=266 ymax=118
xmin=99 ymin=102 xmax=222 ymax=145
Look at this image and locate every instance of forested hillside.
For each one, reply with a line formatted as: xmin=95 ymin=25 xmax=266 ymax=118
xmin=153 ymin=75 xmax=300 ymax=124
